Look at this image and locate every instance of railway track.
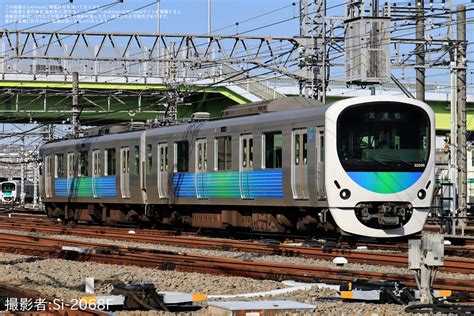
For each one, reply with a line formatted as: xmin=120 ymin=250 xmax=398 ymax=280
xmin=0 ymin=231 xmax=471 ymax=296
xmin=0 ymin=216 xmax=473 ymax=274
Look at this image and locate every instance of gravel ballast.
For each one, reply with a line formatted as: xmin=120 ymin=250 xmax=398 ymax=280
xmin=0 ymin=252 xmax=412 ymax=315
xmin=0 ymin=228 xmax=468 ymax=315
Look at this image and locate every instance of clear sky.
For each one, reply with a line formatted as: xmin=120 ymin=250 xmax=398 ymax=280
xmin=0 ymin=0 xmax=300 ymax=35
xmin=0 ymin=0 xmax=472 ymax=92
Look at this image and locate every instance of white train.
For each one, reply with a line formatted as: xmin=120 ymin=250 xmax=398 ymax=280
xmin=0 ymin=181 xmax=34 ymax=204
xmin=41 ymin=95 xmax=435 ymax=238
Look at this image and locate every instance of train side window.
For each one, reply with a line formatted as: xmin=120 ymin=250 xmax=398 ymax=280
xmin=174 ymin=141 xmax=189 ymax=172
xmin=55 ymin=154 xmax=64 ymax=178
xmin=67 ymin=153 xmax=75 ymax=178
xmin=295 ymin=134 xmax=300 ymax=166
xmin=92 ymin=150 xmax=101 ymax=176
xmin=319 ymin=132 xmax=324 ymax=161
xmin=303 ymin=133 xmax=308 ymax=165
xmin=147 ymin=144 xmax=153 ymax=175
xmin=104 ymin=148 xmax=116 ymax=176
xmin=215 ymin=136 xmax=232 ymax=171
xmin=242 ymin=139 xmax=247 ymax=168
xmin=249 ymin=138 xmax=253 ymax=167
xmin=262 ymin=131 xmax=282 ymax=169
xmin=159 ymin=144 xmax=168 ymax=171
xmin=134 ymin=146 xmax=140 ymax=175
xmin=241 ymin=137 xmax=253 ymax=168
xmin=78 ymin=152 xmax=88 ymax=177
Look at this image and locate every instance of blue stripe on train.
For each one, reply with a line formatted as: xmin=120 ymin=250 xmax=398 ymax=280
xmin=55 ymin=176 xmax=116 ymax=198
xmin=173 ymin=169 xmax=284 ymax=199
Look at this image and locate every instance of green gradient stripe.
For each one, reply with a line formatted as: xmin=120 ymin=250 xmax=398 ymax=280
xmin=347 ymin=172 xmax=422 ymax=194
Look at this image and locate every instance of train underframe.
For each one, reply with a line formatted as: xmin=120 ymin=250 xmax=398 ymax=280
xmin=44 ymin=202 xmax=337 ymax=235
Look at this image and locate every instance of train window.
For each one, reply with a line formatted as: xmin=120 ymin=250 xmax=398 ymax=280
xmin=262 ymin=131 xmax=282 ymax=169
xmin=319 ymin=132 xmax=324 ymax=161
xmin=92 ymin=150 xmax=100 ymax=177
xmin=134 ymin=146 xmax=140 ymax=175
xmin=242 ymin=139 xmax=247 ymax=167
xmin=303 ymin=133 xmax=308 ymax=165
xmin=241 ymin=136 xmax=253 ymax=168
xmin=147 ymin=145 xmax=153 ymax=175
xmin=215 ymin=136 xmax=232 ymax=171
xmin=78 ymin=152 xmax=88 ymax=177
xmin=67 ymin=153 xmax=75 ymax=178
xmin=121 ymin=147 xmax=130 ymax=174
xmin=174 ymin=141 xmax=189 ymax=172
xmin=104 ymin=148 xmax=116 ymax=176
xmin=55 ymin=154 xmax=64 ymax=178
xmin=249 ymin=139 xmax=253 ymax=167
xmin=159 ymin=144 xmax=168 ymax=172
xmin=295 ymin=134 xmax=300 ymax=166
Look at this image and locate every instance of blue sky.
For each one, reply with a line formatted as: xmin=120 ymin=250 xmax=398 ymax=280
xmin=0 ymin=0 xmax=300 ymax=35
xmin=0 ymin=0 xmax=471 ymax=89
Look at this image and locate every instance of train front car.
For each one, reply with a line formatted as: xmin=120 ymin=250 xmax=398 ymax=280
xmin=0 ymin=181 xmax=17 ymax=203
xmin=325 ymin=96 xmax=435 ymax=238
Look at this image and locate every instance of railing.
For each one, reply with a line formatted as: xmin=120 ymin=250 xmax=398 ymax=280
xmin=221 ymin=64 xmax=285 ymax=100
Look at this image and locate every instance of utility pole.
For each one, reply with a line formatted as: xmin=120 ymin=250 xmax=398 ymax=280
xmin=456 ymin=4 xmax=467 ymax=234
xmin=20 ymin=143 xmax=25 ymax=206
xmin=72 ymin=72 xmax=80 ymax=138
xmin=415 ymin=0 xmax=425 ymax=101
xmin=299 ymin=0 xmax=326 ymax=103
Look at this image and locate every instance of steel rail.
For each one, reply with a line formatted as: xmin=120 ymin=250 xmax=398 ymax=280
xmin=0 ymin=216 xmax=472 ymax=274
xmin=0 ymin=231 xmax=471 ymax=295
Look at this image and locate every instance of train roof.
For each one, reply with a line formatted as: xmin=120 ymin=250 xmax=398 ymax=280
xmin=40 ymin=95 xmax=430 ymax=151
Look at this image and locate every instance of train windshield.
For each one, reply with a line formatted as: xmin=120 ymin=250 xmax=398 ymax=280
xmin=337 ymin=102 xmax=430 ymax=172
xmin=1 ymin=183 xmax=15 ymax=192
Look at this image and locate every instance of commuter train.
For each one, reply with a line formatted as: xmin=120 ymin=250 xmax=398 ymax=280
xmin=0 ymin=181 xmax=34 ymax=204
xmin=40 ymin=96 xmax=435 ymax=238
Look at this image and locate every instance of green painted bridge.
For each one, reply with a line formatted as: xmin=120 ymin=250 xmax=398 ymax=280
xmin=0 ymin=80 xmax=250 ymax=125
xmin=0 ymin=79 xmax=471 ymax=133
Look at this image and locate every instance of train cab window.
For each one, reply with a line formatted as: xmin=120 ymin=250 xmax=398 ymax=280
xmin=215 ymin=136 xmax=232 ymax=171
xmin=147 ymin=145 xmax=153 ymax=175
xmin=262 ymin=131 xmax=282 ymax=169
xmin=55 ymin=154 xmax=64 ymax=178
xmin=67 ymin=153 xmax=75 ymax=178
xmin=92 ymin=150 xmax=101 ymax=177
xmin=78 ymin=152 xmax=88 ymax=177
xmin=104 ymin=148 xmax=116 ymax=176
xmin=174 ymin=141 xmax=189 ymax=172
xmin=134 ymin=146 xmax=140 ymax=175
xmin=337 ymin=103 xmax=430 ymax=172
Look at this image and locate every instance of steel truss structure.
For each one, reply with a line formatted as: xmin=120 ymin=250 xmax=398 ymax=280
xmin=0 ymin=30 xmax=306 ymax=82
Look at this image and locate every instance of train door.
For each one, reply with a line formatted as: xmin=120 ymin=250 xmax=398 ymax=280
xmin=44 ymin=155 xmax=52 ymax=198
xmin=157 ymin=143 xmax=169 ymax=198
xmin=92 ymin=150 xmax=100 ymax=198
xmin=120 ymin=147 xmax=131 ymax=198
xmin=195 ymin=139 xmax=208 ymax=199
xmin=292 ymin=128 xmax=308 ymax=199
xmin=316 ymin=127 xmax=326 ymax=199
xmin=239 ymin=134 xmax=253 ymax=199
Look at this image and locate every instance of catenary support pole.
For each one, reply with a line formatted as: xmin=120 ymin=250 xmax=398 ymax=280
xmin=415 ymin=0 xmax=425 ymax=101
